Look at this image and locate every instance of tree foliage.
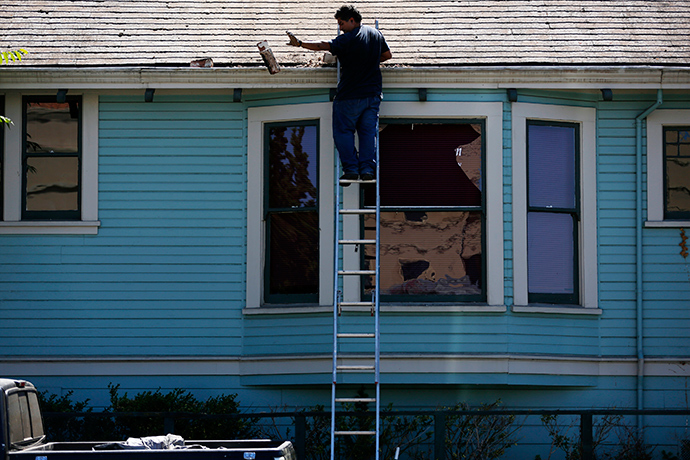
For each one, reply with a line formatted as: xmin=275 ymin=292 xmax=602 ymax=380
xmin=1 ymin=48 xmax=28 ymax=65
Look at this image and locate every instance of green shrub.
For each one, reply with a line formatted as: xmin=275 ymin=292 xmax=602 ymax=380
xmin=38 ymin=390 xmax=115 ymax=441
xmin=444 ymin=400 xmax=522 ymax=460
xmin=107 ymin=384 xmax=257 ymax=440
xmin=39 ymin=384 xmax=257 ymax=442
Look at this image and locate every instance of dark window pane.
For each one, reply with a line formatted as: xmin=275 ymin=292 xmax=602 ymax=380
xmin=25 ymin=156 xmax=79 ymax=212
xmin=528 ymin=124 xmax=576 ymax=209
xmin=26 ymin=102 xmax=79 ymax=153
xmin=364 ymin=211 xmax=482 ymax=296
xmin=528 ymin=212 xmax=574 ymax=295
xmin=268 ymin=125 xmax=318 ymax=209
xmin=664 ymin=127 xmax=690 ymax=219
xmin=666 ymin=157 xmax=690 ymax=215
xmin=378 ymin=123 xmax=482 ymax=207
xmin=268 ymin=211 xmax=319 ymax=296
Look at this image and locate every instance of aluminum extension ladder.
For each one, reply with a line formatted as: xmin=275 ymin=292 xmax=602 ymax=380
xmin=330 ymin=131 xmax=381 ymax=460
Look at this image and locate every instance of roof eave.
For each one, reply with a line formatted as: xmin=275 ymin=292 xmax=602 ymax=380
xmin=1 ymin=65 xmax=690 ymax=90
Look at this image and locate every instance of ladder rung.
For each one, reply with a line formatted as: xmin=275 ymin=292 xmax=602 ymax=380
xmin=339 ymin=270 xmax=375 ymax=275
xmin=340 ymin=209 xmax=376 ymax=214
xmin=337 ymin=365 xmax=375 ymax=371
xmin=337 ymin=333 xmax=375 ymax=338
xmin=335 ymin=397 xmax=376 ymax=403
xmin=339 ymin=301 xmax=374 ymax=307
xmin=334 ymin=431 xmax=377 ymax=436
xmin=339 ymin=239 xmax=376 ymax=245
xmin=339 ymin=178 xmax=376 ymax=184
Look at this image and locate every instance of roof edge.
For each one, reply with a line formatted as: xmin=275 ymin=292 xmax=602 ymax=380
xmin=1 ymin=65 xmax=689 ymax=90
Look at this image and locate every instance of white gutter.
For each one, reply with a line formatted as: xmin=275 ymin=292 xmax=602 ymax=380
xmin=634 ymin=89 xmax=663 ymax=427
xmin=1 ymin=66 xmax=690 ymax=90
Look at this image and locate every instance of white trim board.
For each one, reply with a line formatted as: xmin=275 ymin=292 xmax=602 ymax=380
xmin=3 ymin=355 xmax=688 ymax=378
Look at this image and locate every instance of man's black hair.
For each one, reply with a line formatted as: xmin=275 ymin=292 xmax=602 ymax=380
xmin=334 ymin=5 xmax=362 ymax=23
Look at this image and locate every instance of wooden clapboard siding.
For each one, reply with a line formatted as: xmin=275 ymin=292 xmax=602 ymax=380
xmin=596 ymin=95 xmax=640 ymax=359
xmin=0 ymin=85 xmax=688 ymax=418
xmin=0 ymin=94 xmax=247 ymax=357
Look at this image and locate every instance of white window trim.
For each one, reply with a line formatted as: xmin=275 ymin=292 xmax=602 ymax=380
xmin=1 ymin=91 xmax=100 ymax=234
xmin=247 ymin=101 xmax=504 ymax=309
xmin=646 ymin=109 xmax=690 ymax=227
xmin=512 ymin=103 xmax=599 ymax=311
xmin=246 ymin=103 xmax=335 ymax=308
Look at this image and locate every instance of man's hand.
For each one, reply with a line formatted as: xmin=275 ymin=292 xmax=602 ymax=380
xmin=286 ymin=31 xmax=302 ymax=47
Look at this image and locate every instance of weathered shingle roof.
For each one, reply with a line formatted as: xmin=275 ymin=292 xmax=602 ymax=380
xmin=4 ymin=0 xmax=690 ymax=68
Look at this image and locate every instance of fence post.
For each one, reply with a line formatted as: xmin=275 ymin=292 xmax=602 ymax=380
xmin=580 ymin=412 xmax=593 ymax=460
xmin=294 ymin=413 xmax=306 ymax=460
xmin=434 ymin=413 xmax=445 ymax=460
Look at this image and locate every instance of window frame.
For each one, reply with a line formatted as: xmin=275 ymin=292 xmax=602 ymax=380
xmin=647 ymin=110 xmax=690 ymax=226
xmin=0 ymin=91 xmax=99 ymax=234
xmin=343 ymin=102 xmax=504 ymax=308
xmin=365 ymin=118 xmax=487 ymax=303
xmin=247 ymin=103 xmax=335 ymax=309
xmin=526 ymin=120 xmax=581 ymax=305
xmin=263 ymin=119 xmax=321 ymax=304
xmin=22 ymin=95 xmax=83 ymax=221
xmin=512 ymin=103 xmax=599 ymax=312
xmin=247 ymin=101 xmax=504 ymax=311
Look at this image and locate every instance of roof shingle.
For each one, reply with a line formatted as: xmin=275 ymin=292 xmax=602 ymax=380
xmin=3 ymin=0 xmax=690 ymax=67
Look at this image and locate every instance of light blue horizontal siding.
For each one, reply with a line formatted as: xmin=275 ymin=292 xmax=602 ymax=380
xmin=598 ymin=92 xmax=690 ymax=362
xmin=0 ymin=94 xmax=248 ymax=357
xmin=2 ymin=88 xmax=688 ymax=418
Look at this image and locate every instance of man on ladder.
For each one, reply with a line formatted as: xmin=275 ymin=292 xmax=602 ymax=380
xmin=287 ymin=4 xmax=391 ymax=183
xmin=288 ymin=7 xmax=391 ymax=459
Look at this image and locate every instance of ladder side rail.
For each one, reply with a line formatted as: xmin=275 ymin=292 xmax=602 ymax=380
xmin=374 ymin=85 xmax=382 ymax=460
xmin=331 ymin=22 xmax=341 ymax=460
xmin=331 ymin=169 xmax=340 ymax=460
xmin=374 ymin=18 xmax=381 ymax=460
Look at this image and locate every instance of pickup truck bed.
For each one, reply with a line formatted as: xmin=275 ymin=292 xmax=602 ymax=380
xmin=1 ymin=379 xmax=295 ymax=460
xmin=14 ymin=440 xmax=295 ymax=460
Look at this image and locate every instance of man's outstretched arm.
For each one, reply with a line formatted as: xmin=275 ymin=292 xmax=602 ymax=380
xmin=380 ymin=50 xmax=392 ymax=62
xmin=287 ymin=31 xmax=331 ymax=51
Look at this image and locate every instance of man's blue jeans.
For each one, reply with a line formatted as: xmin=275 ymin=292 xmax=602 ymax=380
xmin=332 ymin=96 xmax=381 ymax=176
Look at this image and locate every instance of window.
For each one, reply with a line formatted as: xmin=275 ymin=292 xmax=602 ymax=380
xmin=1 ymin=92 xmax=99 ymax=234
xmin=647 ymin=110 xmax=690 ymax=225
xmin=264 ymin=121 xmax=320 ymax=303
xmin=663 ymin=126 xmax=690 ymax=220
xmin=246 ymin=101 xmax=503 ymax=310
xmin=512 ymin=103 xmax=599 ymax=312
xmin=247 ymin=103 xmax=335 ymax=308
xmin=363 ymin=121 xmax=485 ymax=302
xmin=22 ymin=96 xmax=81 ymax=220
xmin=526 ymin=121 xmax=579 ymax=304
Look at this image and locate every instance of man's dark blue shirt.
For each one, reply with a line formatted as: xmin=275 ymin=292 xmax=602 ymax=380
xmin=329 ymin=25 xmax=390 ymax=100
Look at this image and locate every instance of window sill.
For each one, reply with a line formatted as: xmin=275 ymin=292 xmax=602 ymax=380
xmin=0 ymin=221 xmax=101 ymax=235
xmin=244 ymin=304 xmax=507 ymax=315
xmin=512 ymin=304 xmax=602 ymax=315
xmin=645 ymin=220 xmax=690 ymax=228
